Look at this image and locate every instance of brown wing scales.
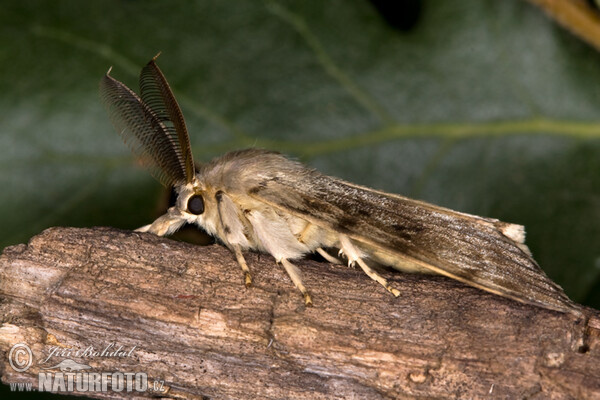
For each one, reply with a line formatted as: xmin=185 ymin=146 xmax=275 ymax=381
xmin=249 ymin=167 xmax=579 ymax=314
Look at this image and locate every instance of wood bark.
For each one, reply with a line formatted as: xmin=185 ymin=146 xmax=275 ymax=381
xmin=0 ymin=227 xmax=599 ymax=399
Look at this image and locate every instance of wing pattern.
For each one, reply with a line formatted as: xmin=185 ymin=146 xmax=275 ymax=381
xmin=249 ymin=168 xmax=577 ymax=314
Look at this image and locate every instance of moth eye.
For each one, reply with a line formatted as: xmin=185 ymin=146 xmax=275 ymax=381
xmin=187 ymin=194 xmax=205 ymax=215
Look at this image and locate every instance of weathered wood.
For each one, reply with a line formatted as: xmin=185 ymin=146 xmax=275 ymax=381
xmin=0 ymin=227 xmax=598 ymax=399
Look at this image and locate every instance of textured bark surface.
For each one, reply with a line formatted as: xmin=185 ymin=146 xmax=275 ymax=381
xmin=0 ymin=227 xmax=599 ymax=399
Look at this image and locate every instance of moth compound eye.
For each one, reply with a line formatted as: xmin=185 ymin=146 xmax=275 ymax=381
xmin=187 ymin=194 xmax=204 ymax=215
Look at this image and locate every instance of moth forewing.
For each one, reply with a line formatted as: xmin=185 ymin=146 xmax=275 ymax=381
xmin=241 ymin=154 xmax=581 ymax=315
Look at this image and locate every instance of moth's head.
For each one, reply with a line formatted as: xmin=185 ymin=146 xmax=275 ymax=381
xmin=176 ymin=183 xmax=204 ymax=215
xmin=172 ymin=178 xmax=219 ymax=235
xmin=100 ymin=57 xmax=220 ymax=233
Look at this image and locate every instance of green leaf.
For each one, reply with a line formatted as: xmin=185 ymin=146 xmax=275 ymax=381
xmin=1 ymin=0 xmax=599 ymax=307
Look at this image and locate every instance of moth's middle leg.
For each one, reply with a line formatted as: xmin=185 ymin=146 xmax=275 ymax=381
xmin=339 ymin=235 xmax=401 ymax=297
xmin=316 ymin=248 xmax=342 ymax=264
xmin=279 ymin=258 xmax=312 ymax=306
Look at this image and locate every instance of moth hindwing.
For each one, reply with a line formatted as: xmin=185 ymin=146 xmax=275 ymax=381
xmin=100 ymin=57 xmax=581 ymax=316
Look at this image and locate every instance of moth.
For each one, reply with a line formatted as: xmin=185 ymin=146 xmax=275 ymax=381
xmin=100 ymin=55 xmax=580 ymax=315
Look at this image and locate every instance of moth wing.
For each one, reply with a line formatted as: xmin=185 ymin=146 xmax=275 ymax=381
xmin=248 ymin=170 xmax=577 ymax=314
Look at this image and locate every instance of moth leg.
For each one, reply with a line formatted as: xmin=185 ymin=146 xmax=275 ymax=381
xmin=339 ymin=235 xmax=401 ymax=297
xmin=232 ymin=245 xmax=252 ymax=287
xmin=134 ymin=207 xmax=186 ymax=236
xmin=316 ymin=247 xmax=342 ymax=264
xmin=336 ymin=248 xmax=356 ymax=268
xmin=279 ymin=258 xmax=313 ymax=306
xmin=297 ymin=222 xmax=342 ymax=264
xmin=215 ymin=191 xmax=254 ymax=287
xmin=296 ymin=221 xmax=319 ymax=244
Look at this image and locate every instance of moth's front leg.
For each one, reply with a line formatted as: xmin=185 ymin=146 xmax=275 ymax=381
xmin=242 ymin=208 xmax=314 ymax=306
xmin=215 ymin=191 xmax=254 ymax=287
xmin=232 ymin=245 xmax=252 ymax=287
xmin=135 ymin=207 xmax=186 ymax=236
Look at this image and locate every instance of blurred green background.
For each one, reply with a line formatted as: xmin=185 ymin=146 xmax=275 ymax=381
xmin=1 ymin=0 xmax=599 ymax=311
